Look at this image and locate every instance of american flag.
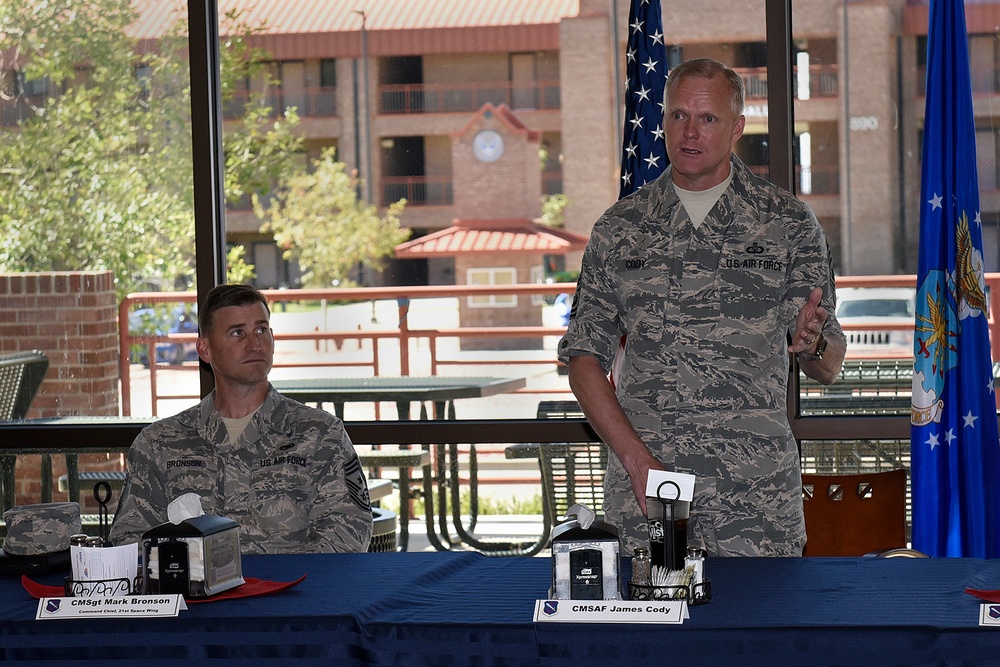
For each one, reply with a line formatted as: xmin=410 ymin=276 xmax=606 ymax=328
xmin=619 ymin=0 xmax=669 ymax=199
xmin=613 ymin=0 xmax=669 ymax=384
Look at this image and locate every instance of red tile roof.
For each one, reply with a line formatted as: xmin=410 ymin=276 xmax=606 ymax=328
xmin=395 ymin=219 xmax=588 ymax=258
xmin=454 ymin=104 xmax=542 ymax=141
xmin=131 ymin=0 xmax=580 ymax=56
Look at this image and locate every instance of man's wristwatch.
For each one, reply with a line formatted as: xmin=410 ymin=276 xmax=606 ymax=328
xmin=800 ymin=333 xmax=827 ymax=362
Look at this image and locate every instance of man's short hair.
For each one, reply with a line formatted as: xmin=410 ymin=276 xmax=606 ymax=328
xmin=665 ymin=58 xmax=745 ymax=118
xmin=199 ymin=284 xmax=270 ymax=334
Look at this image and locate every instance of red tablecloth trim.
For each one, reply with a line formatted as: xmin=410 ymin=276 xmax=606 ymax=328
xmin=21 ymin=573 xmax=306 ymax=603
xmin=965 ymin=587 xmax=1000 ymax=603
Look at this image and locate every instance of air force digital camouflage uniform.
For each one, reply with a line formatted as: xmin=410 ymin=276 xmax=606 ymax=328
xmin=109 ymin=385 xmax=372 ymax=553
xmin=559 ymin=156 xmax=844 ymax=557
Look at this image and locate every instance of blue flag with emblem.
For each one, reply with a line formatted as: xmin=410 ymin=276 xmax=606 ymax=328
xmin=618 ymin=0 xmax=669 ymax=199
xmin=910 ymin=0 xmax=1000 ymax=558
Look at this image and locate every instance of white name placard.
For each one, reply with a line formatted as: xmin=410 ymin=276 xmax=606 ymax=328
xmin=533 ymin=599 xmax=688 ymax=624
xmin=645 ymin=470 xmax=696 ymax=502
xmin=980 ymin=604 xmax=1000 ymax=626
xmin=35 ymin=595 xmax=186 ymax=620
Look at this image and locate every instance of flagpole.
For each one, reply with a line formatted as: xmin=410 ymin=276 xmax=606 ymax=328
xmin=611 ymin=0 xmax=623 ymax=157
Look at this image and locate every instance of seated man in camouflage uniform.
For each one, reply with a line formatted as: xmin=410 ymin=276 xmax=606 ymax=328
xmin=559 ymin=58 xmax=847 ymax=557
xmin=110 ymin=284 xmax=372 ymax=553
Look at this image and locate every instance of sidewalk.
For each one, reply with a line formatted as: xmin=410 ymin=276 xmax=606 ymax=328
xmin=400 ymin=514 xmax=550 ymax=556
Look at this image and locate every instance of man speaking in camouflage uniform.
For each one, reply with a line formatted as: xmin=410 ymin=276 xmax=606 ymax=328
xmin=558 ymin=59 xmax=846 ymax=557
xmin=110 ymin=284 xmax=372 ymax=553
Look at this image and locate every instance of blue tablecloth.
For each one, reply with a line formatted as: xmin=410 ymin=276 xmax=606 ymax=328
xmin=2 ymin=552 xmax=1000 ymax=665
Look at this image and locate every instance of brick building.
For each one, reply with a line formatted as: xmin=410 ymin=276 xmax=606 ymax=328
xmin=19 ymin=0 xmax=1000 ymax=282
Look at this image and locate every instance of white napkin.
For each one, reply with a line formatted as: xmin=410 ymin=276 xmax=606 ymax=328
xmin=567 ymin=503 xmax=596 ymax=529
xmin=166 ymin=493 xmax=205 ymax=524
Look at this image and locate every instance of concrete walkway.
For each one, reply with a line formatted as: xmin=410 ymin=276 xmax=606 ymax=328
xmin=400 ymin=514 xmax=550 ymax=555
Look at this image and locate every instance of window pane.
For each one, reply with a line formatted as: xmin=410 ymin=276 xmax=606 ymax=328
xmin=1 ymin=1 xmax=196 ymax=421
xmin=791 ymin=4 xmax=1000 ymax=463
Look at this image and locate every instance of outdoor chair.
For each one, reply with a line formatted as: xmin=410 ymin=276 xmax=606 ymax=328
xmin=505 ymin=400 xmax=607 ymax=555
xmin=0 ymin=350 xmax=50 ymax=513
xmin=801 ymin=468 xmax=908 ymax=556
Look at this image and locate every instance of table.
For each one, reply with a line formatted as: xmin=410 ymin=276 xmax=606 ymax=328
xmin=272 ymin=376 xmax=529 ymax=554
xmin=271 ymin=375 xmax=526 ymax=420
xmin=2 ymin=553 xmax=1000 ymax=665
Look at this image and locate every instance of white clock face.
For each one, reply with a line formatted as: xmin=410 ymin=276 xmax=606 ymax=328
xmin=473 ymin=130 xmax=504 ymax=163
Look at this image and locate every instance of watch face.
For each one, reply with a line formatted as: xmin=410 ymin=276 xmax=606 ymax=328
xmin=473 ymin=130 xmax=504 ymax=163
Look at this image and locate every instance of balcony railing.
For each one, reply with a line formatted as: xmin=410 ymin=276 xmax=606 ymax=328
xmin=3 ymin=65 xmax=844 ymax=126
xmin=222 ymin=86 xmax=338 ymax=119
xmin=380 ymin=172 xmax=561 ymax=206
xmin=379 ymin=81 xmax=560 ymax=115
xmin=381 ymin=175 xmax=454 ymax=206
xmin=738 ymin=64 xmax=840 ymax=101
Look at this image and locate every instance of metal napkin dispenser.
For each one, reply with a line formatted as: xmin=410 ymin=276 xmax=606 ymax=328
xmin=549 ymin=515 xmax=621 ymax=601
xmin=142 ymin=514 xmax=244 ymax=598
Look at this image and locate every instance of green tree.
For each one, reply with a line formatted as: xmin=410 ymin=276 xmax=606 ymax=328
xmin=225 ymin=245 xmax=255 ymax=286
xmin=258 ymin=149 xmax=410 ymax=288
xmin=0 ymin=0 xmax=180 ymax=295
xmin=540 ymin=193 xmax=569 ymax=228
xmin=0 ymin=1 xmax=299 ymax=297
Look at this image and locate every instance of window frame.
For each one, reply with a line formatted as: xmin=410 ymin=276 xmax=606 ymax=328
xmin=0 ymin=0 xmax=922 ymax=450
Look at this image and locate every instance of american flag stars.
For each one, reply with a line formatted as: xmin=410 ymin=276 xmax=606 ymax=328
xmin=619 ymin=0 xmax=669 ymax=199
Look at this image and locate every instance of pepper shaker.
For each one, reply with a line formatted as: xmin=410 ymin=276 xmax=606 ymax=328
xmin=632 ymin=547 xmax=652 ymax=586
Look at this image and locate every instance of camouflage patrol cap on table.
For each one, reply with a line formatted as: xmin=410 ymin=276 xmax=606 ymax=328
xmin=2 ymin=502 xmax=82 ymax=556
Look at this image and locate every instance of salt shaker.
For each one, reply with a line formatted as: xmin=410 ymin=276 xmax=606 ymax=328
xmin=685 ymin=546 xmax=705 ymax=585
xmin=632 ymin=547 xmax=652 ymax=586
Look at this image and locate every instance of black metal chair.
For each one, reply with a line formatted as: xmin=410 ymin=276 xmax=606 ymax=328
xmin=0 ymin=350 xmax=49 ymax=512
xmin=505 ymin=400 xmax=607 ymax=555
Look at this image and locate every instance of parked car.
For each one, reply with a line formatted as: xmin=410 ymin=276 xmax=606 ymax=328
xmin=128 ymin=305 xmax=199 ymax=367
xmin=835 ymin=287 xmax=915 ymax=357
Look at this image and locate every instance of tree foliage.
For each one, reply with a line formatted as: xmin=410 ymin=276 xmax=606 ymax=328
xmin=540 ymin=193 xmax=569 ymax=228
xmin=0 ymin=0 xmax=178 ymax=295
xmin=0 ymin=1 xmax=302 ymax=297
xmin=258 ymin=149 xmax=410 ymax=288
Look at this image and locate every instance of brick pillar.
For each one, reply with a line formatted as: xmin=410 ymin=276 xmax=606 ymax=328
xmin=0 ymin=271 xmax=123 ymax=509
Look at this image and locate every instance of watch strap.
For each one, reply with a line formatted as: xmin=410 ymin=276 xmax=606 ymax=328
xmin=800 ymin=333 xmax=827 ymax=362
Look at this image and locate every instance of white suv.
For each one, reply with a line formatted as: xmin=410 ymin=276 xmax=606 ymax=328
xmin=835 ymin=287 xmax=915 ymax=358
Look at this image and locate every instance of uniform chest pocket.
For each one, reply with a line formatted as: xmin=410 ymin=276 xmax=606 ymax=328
xmin=617 ymin=263 xmax=670 ymax=344
xmin=251 ymin=458 xmax=313 ymax=504
xmin=250 ymin=461 xmax=313 ymax=535
xmin=717 ymin=245 xmax=786 ymax=322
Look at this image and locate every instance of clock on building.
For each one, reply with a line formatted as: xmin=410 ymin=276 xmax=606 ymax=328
xmin=472 ymin=130 xmax=505 ymax=163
